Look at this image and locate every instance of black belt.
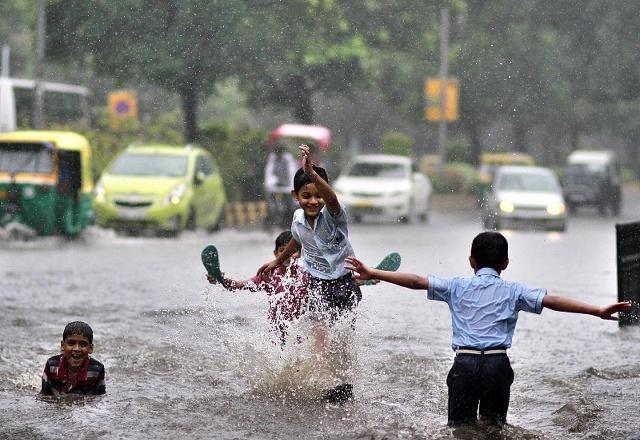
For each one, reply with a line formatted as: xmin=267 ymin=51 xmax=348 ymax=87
xmin=308 ymin=273 xmax=353 ymax=283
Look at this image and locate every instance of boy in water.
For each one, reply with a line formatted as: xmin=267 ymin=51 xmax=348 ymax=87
xmin=41 ymin=321 xmax=106 ymax=396
xmin=345 ymin=231 xmax=631 ymax=427
xmin=207 ymin=230 xmax=308 ymax=345
xmin=258 ymin=144 xmax=361 ymax=402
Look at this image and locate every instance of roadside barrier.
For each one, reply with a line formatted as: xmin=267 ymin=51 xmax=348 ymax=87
xmin=224 ymin=201 xmax=268 ymax=227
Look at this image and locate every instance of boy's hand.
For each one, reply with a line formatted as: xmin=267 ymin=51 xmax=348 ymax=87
xmin=299 ymin=144 xmax=313 ymax=175
xmin=345 ymin=256 xmax=374 ymax=281
xmin=597 ymin=301 xmax=633 ymax=320
xmin=206 ymin=274 xmax=216 ymax=284
xmin=257 ymin=259 xmax=279 ymax=276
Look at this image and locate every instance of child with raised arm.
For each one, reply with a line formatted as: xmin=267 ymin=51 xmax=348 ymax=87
xmin=345 ymin=231 xmax=631 ymax=427
xmin=257 ymin=144 xmax=361 ymax=402
xmin=208 ymin=230 xmax=307 ymax=346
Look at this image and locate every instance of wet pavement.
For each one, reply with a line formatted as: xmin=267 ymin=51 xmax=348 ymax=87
xmin=2 ymin=189 xmax=640 ymax=439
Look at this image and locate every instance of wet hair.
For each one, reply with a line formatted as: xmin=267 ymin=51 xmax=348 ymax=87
xmin=275 ymin=230 xmax=293 ymax=249
xmin=63 ymin=321 xmax=94 ymax=344
xmin=471 ymin=231 xmax=508 ymax=272
xmin=293 ymin=166 xmax=329 ymax=192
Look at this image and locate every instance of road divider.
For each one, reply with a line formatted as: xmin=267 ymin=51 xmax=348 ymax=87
xmin=223 ymin=201 xmax=268 ymax=227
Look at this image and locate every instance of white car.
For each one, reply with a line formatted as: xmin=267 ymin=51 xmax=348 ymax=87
xmin=333 ymin=154 xmax=432 ymax=223
xmin=482 ymin=166 xmax=567 ymax=231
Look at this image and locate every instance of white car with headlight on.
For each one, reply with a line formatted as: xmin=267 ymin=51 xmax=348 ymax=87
xmin=333 ymin=154 xmax=432 ymax=223
xmin=482 ymin=165 xmax=567 ymax=231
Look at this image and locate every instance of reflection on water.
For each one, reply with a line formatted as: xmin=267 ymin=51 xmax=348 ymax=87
xmin=2 ymin=213 xmax=640 ymax=439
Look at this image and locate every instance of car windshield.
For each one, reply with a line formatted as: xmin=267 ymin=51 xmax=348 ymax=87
xmin=0 ymin=143 xmax=54 ymax=174
xmin=348 ymin=162 xmax=407 ymax=178
xmin=109 ymin=153 xmax=188 ymax=177
xmin=565 ymin=163 xmax=606 ymax=175
xmin=497 ymin=172 xmax=559 ymax=192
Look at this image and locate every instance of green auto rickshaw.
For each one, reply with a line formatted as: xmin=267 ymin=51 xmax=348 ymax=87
xmin=0 ymin=130 xmax=94 ymax=237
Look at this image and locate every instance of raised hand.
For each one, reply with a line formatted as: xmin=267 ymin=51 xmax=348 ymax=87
xmin=299 ymin=144 xmax=313 ymax=174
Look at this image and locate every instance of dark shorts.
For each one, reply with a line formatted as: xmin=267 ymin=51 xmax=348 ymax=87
xmin=307 ymin=273 xmax=362 ymax=325
xmin=446 ymin=351 xmax=514 ymax=427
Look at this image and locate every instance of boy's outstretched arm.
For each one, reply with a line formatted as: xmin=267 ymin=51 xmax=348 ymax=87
xmin=542 ymin=295 xmax=632 ymax=320
xmin=299 ymin=144 xmax=341 ymax=216
xmin=346 ymin=256 xmax=429 ymax=290
xmin=257 ymin=238 xmax=301 ymax=276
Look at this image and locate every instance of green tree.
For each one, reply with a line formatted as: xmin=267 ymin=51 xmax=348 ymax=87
xmin=46 ymin=0 xmax=251 ymax=142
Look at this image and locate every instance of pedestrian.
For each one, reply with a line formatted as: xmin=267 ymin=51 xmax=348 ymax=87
xmin=257 ymin=144 xmax=361 ymax=403
xmin=207 ymin=230 xmax=308 ymax=346
xmin=345 ymin=231 xmax=631 ymax=427
xmin=40 ymin=321 xmax=106 ymax=396
xmin=264 ymin=143 xmax=298 ymax=228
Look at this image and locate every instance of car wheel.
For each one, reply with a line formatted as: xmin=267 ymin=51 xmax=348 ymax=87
xmin=186 ymin=207 xmax=197 ymax=230
xmin=207 ymin=212 xmax=224 ymax=233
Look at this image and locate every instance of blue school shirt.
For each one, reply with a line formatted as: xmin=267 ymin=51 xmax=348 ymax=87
xmin=427 ymin=267 xmax=546 ymax=350
xmin=290 ymin=204 xmax=354 ymax=280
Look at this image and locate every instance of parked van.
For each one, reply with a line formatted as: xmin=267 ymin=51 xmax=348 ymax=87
xmin=561 ymin=150 xmax=621 ymax=215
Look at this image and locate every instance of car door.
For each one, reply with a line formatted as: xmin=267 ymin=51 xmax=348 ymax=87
xmin=192 ymin=153 xmax=225 ymax=227
xmin=411 ymin=161 xmax=431 ymax=213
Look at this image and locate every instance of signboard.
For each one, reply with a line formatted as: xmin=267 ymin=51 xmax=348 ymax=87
xmin=108 ymin=90 xmax=137 ymax=129
xmin=424 ymin=78 xmax=459 ymax=122
xmin=616 ymin=221 xmax=640 ymax=326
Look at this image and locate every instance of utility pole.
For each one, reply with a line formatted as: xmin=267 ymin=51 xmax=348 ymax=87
xmin=1 ymin=46 xmax=9 ymax=78
xmin=438 ymin=7 xmax=449 ymax=165
xmin=33 ymin=0 xmax=46 ymax=129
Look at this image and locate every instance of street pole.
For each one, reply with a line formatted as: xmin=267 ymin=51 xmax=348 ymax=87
xmin=33 ymin=0 xmax=46 ymax=129
xmin=438 ymin=7 xmax=449 ymax=165
xmin=1 ymin=46 xmax=9 ymax=78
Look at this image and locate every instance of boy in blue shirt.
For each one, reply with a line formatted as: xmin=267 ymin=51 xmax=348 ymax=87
xmin=258 ymin=144 xmax=360 ymax=402
xmin=345 ymin=231 xmax=631 ymax=427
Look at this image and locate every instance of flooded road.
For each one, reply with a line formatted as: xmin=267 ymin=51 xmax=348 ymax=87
xmin=2 ymin=192 xmax=640 ymax=439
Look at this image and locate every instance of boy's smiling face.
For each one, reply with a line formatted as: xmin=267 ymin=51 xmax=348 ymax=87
xmin=293 ymin=182 xmax=324 ymax=219
xmin=60 ymin=333 xmax=93 ymax=370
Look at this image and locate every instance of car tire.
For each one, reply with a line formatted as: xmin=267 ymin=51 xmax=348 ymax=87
xmin=186 ymin=207 xmax=197 ymax=231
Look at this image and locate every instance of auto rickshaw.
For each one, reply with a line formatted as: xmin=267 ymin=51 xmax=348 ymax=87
xmin=0 ymin=130 xmax=94 ymax=237
xmin=475 ymin=152 xmax=535 ymax=207
xmin=267 ymin=123 xmax=331 ymax=164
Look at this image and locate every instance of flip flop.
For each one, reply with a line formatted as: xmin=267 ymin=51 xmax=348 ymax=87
xmin=201 ymin=244 xmax=224 ymax=283
xmin=361 ymin=252 xmax=401 ymax=285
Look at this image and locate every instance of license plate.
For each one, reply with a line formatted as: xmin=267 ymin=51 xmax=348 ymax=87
xmin=117 ymin=207 xmax=147 ymax=220
xmin=355 ymin=201 xmax=374 ymax=209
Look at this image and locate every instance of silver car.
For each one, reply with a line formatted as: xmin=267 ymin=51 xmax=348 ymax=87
xmin=482 ymin=166 xmax=567 ymax=231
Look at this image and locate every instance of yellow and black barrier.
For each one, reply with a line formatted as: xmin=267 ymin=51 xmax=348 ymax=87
xmin=224 ymin=201 xmax=269 ymax=227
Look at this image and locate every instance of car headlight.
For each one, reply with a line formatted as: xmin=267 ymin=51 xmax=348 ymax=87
xmin=546 ymin=202 xmax=566 ymax=216
xmin=94 ymin=184 xmax=106 ymax=204
xmin=499 ymin=200 xmax=515 ymax=213
xmin=164 ymin=183 xmax=187 ymax=206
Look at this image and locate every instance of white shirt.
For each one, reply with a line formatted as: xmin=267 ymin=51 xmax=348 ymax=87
xmin=290 ymin=204 xmax=354 ymax=280
xmin=264 ymin=152 xmax=298 ymax=193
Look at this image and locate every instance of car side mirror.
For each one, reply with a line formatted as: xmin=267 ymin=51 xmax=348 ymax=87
xmin=194 ymin=171 xmax=206 ymax=185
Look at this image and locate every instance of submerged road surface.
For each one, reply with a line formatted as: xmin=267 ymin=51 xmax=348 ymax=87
xmin=2 ymin=190 xmax=640 ymax=439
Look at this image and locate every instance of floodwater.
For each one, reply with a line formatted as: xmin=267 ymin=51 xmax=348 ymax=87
xmin=2 ymin=193 xmax=640 ymax=440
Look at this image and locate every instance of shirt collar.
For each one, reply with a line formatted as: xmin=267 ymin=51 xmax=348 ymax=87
xmin=293 ymin=208 xmax=323 ymax=229
xmin=57 ymin=355 xmax=90 ymax=383
xmin=475 ymin=267 xmax=500 ymax=277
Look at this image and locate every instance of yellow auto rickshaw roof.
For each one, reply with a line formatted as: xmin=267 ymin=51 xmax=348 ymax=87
xmin=480 ymin=152 xmax=535 ymax=165
xmin=0 ymin=130 xmax=90 ymax=154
